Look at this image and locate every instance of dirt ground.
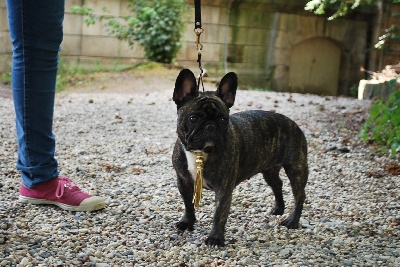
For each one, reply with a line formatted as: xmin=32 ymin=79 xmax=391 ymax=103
xmin=60 ymin=65 xmax=216 ymax=95
xmin=0 ymin=65 xmax=205 ymax=98
xmin=0 ymin=83 xmax=11 ymax=98
xmin=2 ymin=65 xmax=400 ymax=266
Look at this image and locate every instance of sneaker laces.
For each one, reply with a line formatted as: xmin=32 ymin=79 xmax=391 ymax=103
xmin=55 ymin=176 xmax=77 ymax=199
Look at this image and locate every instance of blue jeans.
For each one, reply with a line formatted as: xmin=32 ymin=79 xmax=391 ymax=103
xmin=6 ymin=0 xmax=65 ymax=188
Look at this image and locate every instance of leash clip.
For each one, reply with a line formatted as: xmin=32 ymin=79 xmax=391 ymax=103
xmin=197 ymin=51 xmax=204 ymax=92
xmin=194 ymin=0 xmax=204 ymax=91
xmin=194 ymin=28 xmax=204 ymax=50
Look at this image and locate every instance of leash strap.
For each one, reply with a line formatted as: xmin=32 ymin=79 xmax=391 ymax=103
xmin=192 ymin=1 xmax=205 ymax=208
xmin=194 ymin=0 xmax=202 ymax=29
xmin=194 ymin=0 xmax=204 ymax=91
xmin=194 ymin=0 xmax=204 ymax=51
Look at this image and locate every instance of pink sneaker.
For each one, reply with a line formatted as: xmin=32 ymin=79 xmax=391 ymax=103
xmin=19 ymin=176 xmax=106 ymax=211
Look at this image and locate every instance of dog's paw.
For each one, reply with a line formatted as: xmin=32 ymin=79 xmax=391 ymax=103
xmin=270 ymin=205 xmax=284 ymax=215
xmin=175 ymin=220 xmax=195 ymax=232
xmin=280 ymin=217 xmax=300 ymax=229
xmin=205 ymin=235 xmax=225 ymax=247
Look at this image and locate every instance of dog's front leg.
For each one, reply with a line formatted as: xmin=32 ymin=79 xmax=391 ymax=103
xmin=206 ymin=189 xmax=233 ymax=247
xmin=176 ymin=174 xmax=196 ymax=231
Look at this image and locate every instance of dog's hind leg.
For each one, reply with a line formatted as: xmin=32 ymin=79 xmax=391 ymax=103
xmin=262 ymin=167 xmax=285 ymax=216
xmin=280 ymin=162 xmax=308 ymax=229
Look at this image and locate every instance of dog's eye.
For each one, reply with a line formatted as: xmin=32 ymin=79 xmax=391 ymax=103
xmin=220 ymin=117 xmax=228 ymax=123
xmin=189 ymin=115 xmax=199 ymax=123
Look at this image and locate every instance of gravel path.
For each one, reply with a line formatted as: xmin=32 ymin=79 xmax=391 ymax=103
xmin=0 ymin=76 xmax=399 ymax=266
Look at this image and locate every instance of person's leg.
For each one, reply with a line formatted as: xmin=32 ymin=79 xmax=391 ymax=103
xmin=6 ymin=0 xmax=105 ymax=211
xmin=6 ymin=0 xmax=63 ymax=188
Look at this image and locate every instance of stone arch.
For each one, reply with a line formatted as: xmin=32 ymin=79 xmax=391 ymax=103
xmin=289 ymin=37 xmax=342 ymax=95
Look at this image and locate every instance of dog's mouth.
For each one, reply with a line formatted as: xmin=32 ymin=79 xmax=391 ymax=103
xmin=186 ymin=140 xmax=216 ymax=153
xmin=184 ymin=124 xmax=223 ymax=153
xmin=202 ymin=141 xmax=215 ymax=153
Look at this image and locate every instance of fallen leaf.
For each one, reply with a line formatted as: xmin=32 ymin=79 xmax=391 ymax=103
xmin=386 ymin=163 xmax=400 ymax=176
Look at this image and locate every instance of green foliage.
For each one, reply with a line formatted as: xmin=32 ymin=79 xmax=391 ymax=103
xmin=305 ymin=0 xmax=400 ymax=50
xmin=72 ymin=0 xmax=188 ymax=64
xmin=133 ymin=61 xmax=165 ymax=70
xmin=375 ymin=23 xmax=400 ymax=49
xmin=56 ymin=59 xmax=94 ymax=92
xmin=56 ymin=59 xmax=77 ymax=92
xmin=0 ymin=72 xmax=11 ymax=85
xmin=305 ymin=0 xmax=377 ymax=20
xmin=361 ymin=88 xmax=400 ymax=157
xmin=349 ymin=83 xmax=359 ymax=98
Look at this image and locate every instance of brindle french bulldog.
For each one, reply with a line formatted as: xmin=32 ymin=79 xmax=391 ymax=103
xmin=172 ymin=69 xmax=308 ymax=246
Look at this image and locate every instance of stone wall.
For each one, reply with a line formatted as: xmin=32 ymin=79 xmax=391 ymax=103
xmin=0 ymin=0 xmax=386 ymax=95
xmin=0 ymin=2 xmax=11 ymax=72
xmin=62 ymin=0 xmax=146 ymax=70
xmin=272 ymin=14 xmax=368 ymax=95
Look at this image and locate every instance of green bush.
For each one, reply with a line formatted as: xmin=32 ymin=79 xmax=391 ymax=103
xmin=0 ymin=72 xmax=11 ymax=85
xmin=361 ymin=88 xmax=400 ymax=157
xmin=72 ymin=0 xmax=188 ymax=64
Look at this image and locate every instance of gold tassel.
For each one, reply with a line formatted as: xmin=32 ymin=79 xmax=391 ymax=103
xmin=192 ymin=151 xmax=204 ymax=209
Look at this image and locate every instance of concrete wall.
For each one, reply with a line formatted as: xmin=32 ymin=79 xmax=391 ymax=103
xmin=63 ymin=0 xmax=146 ymax=69
xmin=0 ymin=1 xmax=12 ymax=72
xmin=272 ymin=14 xmax=368 ymax=95
xmin=201 ymin=0 xmax=277 ymax=88
xmin=0 ymin=0 xmax=383 ymax=95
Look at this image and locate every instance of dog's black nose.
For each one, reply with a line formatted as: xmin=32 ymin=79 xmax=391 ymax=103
xmin=205 ymin=124 xmax=216 ymax=132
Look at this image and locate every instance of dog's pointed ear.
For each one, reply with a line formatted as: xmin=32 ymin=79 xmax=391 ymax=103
xmin=173 ymin=69 xmax=198 ymax=109
xmin=217 ymin=72 xmax=237 ymax=108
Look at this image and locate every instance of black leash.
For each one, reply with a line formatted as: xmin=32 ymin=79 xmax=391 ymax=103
xmin=194 ymin=0 xmax=204 ymax=92
xmin=194 ymin=0 xmax=202 ymax=30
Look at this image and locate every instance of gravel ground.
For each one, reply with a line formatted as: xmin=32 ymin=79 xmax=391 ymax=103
xmin=0 ymin=74 xmax=399 ymax=267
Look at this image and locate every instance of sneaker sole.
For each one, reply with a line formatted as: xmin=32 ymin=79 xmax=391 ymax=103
xmin=18 ymin=196 xmax=106 ymax=212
